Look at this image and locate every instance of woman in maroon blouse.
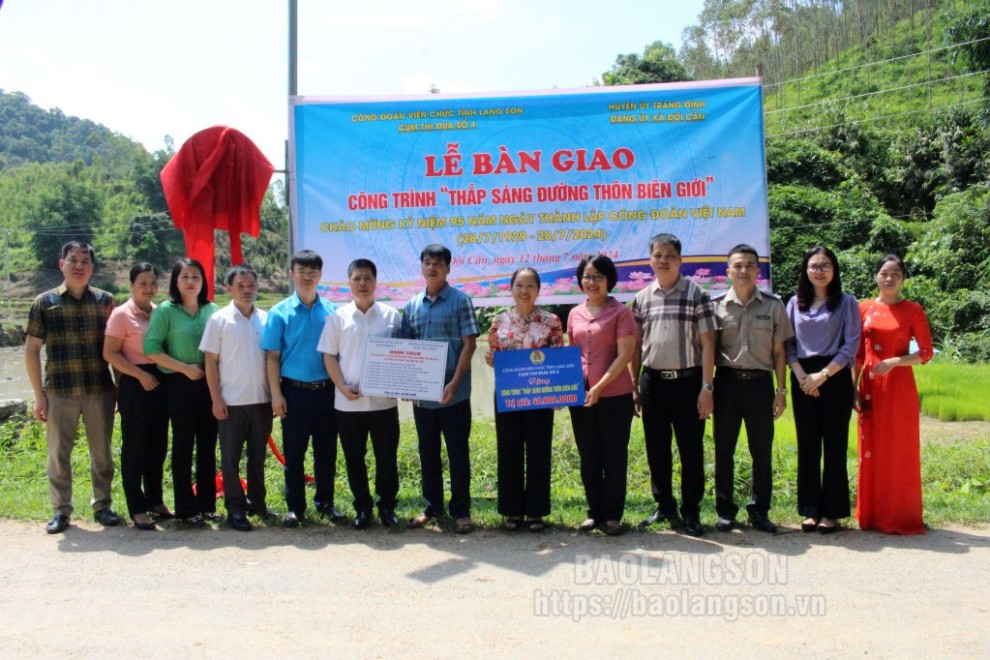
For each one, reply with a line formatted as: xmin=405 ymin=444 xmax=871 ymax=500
xmin=566 ymin=256 xmax=638 ymax=536
xmin=486 ymin=267 xmax=563 ymax=532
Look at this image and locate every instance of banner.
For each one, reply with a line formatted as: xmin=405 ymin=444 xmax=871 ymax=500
xmin=493 ymin=346 xmax=585 ymax=413
xmin=290 ymin=78 xmax=769 ymax=306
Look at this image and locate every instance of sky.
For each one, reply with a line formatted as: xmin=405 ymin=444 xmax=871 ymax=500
xmin=0 ymin=0 xmax=707 ymax=170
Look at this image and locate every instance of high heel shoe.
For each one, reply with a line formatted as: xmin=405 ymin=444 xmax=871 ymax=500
xmin=801 ymin=517 xmax=819 ymax=533
xmin=818 ymin=518 xmax=838 ymax=534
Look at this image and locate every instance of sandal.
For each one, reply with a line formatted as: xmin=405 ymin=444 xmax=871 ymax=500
xmin=504 ymin=518 xmax=522 ymax=531
xmin=407 ymin=513 xmax=434 ymax=529
xmin=818 ymin=518 xmax=838 ymax=535
xmin=604 ymin=520 xmax=623 ymax=536
xmin=151 ymin=505 xmax=174 ymax=520
xmin=454 ymin=517 xmax=474 ymax=534
xmin=801 ymin=517 xmax=819 ymax=533
xmin=578 ymin=518 xmax=597 ymax=533
xmin=527 ymin=518 xmax=544 ymax=533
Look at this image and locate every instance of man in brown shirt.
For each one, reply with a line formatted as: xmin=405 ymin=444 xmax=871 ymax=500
xmin=25 ymin=241 xmax=119 ymax=534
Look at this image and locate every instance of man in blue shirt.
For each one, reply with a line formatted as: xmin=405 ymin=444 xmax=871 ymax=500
xmin=401 ymin=244 xmax=480 ymax=533
xmin=262 ymin=250 xmax=343 ymax=527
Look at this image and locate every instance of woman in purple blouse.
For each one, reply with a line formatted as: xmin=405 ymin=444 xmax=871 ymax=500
xmin=784 ymin=246 xmax=861 ymax=534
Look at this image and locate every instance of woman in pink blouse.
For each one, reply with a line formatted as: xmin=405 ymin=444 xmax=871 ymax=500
xmin=103 ymin=263 xmax=171 ymax=530
xmin=486 ymin=267 xmax=563 ymax=532
xmin=567 ymin=256 xmax=638 ymax=536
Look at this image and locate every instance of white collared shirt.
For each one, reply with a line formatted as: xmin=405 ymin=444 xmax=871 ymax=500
xmin=317 ymin=301 xmax=400 ymax=412
xmin=199 ymin=302 xmax=270 ymax=406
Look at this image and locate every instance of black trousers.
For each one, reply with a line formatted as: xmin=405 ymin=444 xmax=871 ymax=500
xmin=219 ymin=403 xmax=273 ymax=514
xmin=166 ymin=373 xmax=218 ymax=519
xmin=792 ymin=356 xmax=853 ymax=519
xmin=117 ymin=365 xmax=169 ymax=517
xmin=640 ymin=369 xmax=706 ymax=520
xmin=713 ymin=369 xmax=774 ymax=520
xmin=280 ymin=383 xmax=337 ymax=516
xmin=569 ymin=393 xmax=633 ymax=522
xmin=413 ymin=400 xmax=472 ymax=519
xmin=337 ymin=407 xmax=400 ymax=514
xmin=495 ymin=406 xmax=553 ymax=518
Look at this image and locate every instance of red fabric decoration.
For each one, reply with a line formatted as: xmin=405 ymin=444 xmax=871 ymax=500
xmin=160 ymin=126 xmax=275 ymax=298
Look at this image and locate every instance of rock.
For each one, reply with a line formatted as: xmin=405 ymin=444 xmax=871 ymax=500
xmin=0 ymin=399 xmax=28 ymax=422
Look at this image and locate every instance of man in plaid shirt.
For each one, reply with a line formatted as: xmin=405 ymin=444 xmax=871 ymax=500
xmin=25 ymin=241 xmax=120 ymax=534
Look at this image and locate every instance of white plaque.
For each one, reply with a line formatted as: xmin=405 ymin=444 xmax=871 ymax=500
xmin=360 ymin=337 xmax=449 ymax=402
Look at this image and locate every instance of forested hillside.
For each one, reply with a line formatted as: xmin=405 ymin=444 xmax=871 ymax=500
xmin=1 ymin=0 xmax=988 ymax=360
xmin=602 ymin=0 xmax=990 ymax=361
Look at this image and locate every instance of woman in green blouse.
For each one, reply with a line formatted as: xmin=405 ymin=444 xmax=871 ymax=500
xmin=144 ymin=258 xmax=220 ymax=526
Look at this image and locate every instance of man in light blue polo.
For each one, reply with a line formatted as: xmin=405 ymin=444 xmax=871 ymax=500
xmin=262 ymin=250 xmax=342 ymax=527
xmin=401 ymin=244 xmax=480 ymax=533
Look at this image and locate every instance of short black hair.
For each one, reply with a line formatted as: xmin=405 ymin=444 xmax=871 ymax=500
xmin=347 ymin=258 xmax=378 ymax=278
xmin=291 ymin=250 xmax=323 ymax=270
xmin=61 ymin=241 xmax=95 ymax=261
xmin=168 ymin=257 xmax=210 ymax=306
xmin=226 ymin=264 xmax=258 ymax=285
xmin=576 ymin=255 xmax=618 ymax=292
xmin=648 ymin=233 xmax=681 ymax=256
xmin=129 ymin=262 xmax=158 ymax=283
xmin=727 ymin=243 xmax=759 ymax=262
xmin=420 ymin=244 xmax=452 ymax=266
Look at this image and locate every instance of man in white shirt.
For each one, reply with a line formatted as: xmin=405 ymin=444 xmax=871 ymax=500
xmin=318 ymin=259 xmax=402 ymax=529
xmin=200 ymin=265 xmax=272 ymax=531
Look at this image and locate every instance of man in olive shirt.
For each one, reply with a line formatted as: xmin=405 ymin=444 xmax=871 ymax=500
xmin=25 ymin=241 xmax=119 ymax=534
xmin=711 ymin=244 xmax=793 ymax=533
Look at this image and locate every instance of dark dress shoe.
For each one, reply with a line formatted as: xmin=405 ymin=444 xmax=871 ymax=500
xmin=378 ymin=508 xmax=399 ymax=527
xmin=683 ymin=518 xmax=705 ymax=537
xmin=202 ymin=512 xmax=224 ymax=524
xmin=715 ymin=517 xmax=735 ymax=532
xmin=247 ymin=505 xmax=277 ymax=520
xmin=604 ymin=521 xmax=623 ymax=536
xmin=94 ymin=508 xmax=121 ymax=527
xmin=749 ymin=515 xmax=778 ymax=534
xmin=353 ymin=511 xmax=372 ymax=530
xmin=283 ymin=511 xmax=301 ymax=528
xmin=229 ymin=513 xmax=253 ymax=532
xmin=182 ymin=514 xmax=206 ymax=527
xmin=46 ymin=514 xmax=70 ymax=534
xmin=317 ymin=505 xmax=347 ymax=524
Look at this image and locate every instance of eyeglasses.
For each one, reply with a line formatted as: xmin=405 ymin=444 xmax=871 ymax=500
xmin=293 ymin=268 xmax=321 ymax=278
xmin=807 ymin=263 xmax=833 ymax=273
xmin=581 ymin=274 xmax=606 ymax=282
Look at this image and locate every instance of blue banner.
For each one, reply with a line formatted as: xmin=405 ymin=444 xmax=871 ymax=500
xmin=493 ymin=346 xmax=585 ymax=413
xmin=290 ymin=79 xmax=769 ymax=306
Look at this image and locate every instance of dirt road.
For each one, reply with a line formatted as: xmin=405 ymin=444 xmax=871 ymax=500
xmin=1 ymin=518 xmax=987 ymax=657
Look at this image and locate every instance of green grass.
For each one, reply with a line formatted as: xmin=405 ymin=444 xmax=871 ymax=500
xmin=1 ymin=397 xmax=987 ymax=531
xmin=916 ymin=362 xmax=990 ymax=422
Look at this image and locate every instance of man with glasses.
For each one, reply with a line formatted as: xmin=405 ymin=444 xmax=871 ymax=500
xmin=262 ymin=250 xmax=343 ymax=527
xmin=401 ymin=244 xmax=480 ymax=534
xmin=632 ymin=233 xmax=716 ymax=537
xmin=25 ymin=241 xmax=120 ymax=534
xmin=711 ymin=244 xmax=792 ymax=534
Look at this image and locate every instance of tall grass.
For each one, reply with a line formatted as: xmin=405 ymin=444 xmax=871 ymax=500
xmin=916 ymin=362 xmax=990 ymax=422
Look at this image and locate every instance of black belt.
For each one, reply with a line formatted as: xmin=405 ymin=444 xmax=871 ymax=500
xmin=644 ymin=366 xmax=701 ymax=380
xmin=719 ymin=368 xmax=770 ymax=380
xmin=282 ymin=378 xmax=331 ymax=390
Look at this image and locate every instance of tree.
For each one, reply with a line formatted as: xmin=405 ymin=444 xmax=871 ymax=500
xmin=601 ymin=41 xmax=689 ymax=85
xmin=29 ymin=162 xmax=102 ymax=264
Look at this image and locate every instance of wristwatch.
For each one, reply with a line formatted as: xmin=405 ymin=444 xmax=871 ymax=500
xmin=776 ymin=387 xmax=788 ymax=395
xmin=819 ymin=368 xmax=830 ymax=379
xmin=701 ymin=383 xmax=714 ymax=392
